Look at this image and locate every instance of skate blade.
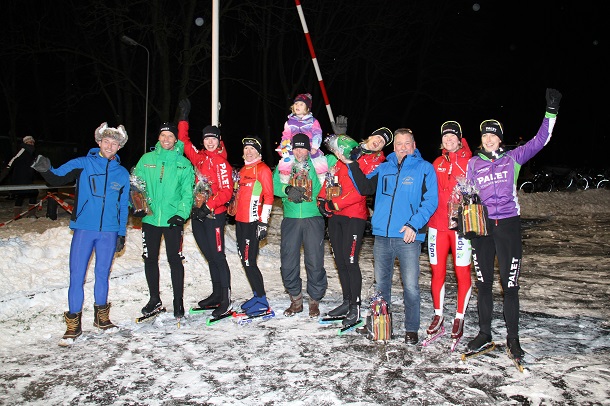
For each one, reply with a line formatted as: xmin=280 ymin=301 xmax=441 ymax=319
xmin=235 ymin=310 xmax=275 ymax=325
xmin=206 ymin=312 xmax=234 ymax=326
xmin=421 ymin=328 xmax=446 ymax=347
xmin=450 ymin=336 xmax=462 ymax=353
xmin=136 ymin=307 xmax=167 ymax=323
xmin=319 ymin=315 xmax=346 ymax=325
xmin=506 ymin=348 xmax=525 ymax=372
xmin=338 ymin=319 xmax=365 ymax=335
xmin=461 ymin=342 xmax=496 ymax=361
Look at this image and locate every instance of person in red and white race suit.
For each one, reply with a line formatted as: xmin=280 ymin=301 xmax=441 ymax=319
xmin=234 ymin=136 xmax=274 ymax=316
xmin=425 ymin=121 xmax=473 ymax=343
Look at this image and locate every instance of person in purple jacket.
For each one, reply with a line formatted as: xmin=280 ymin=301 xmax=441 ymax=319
xmin=465 ymin=88 xmax=561 ymax=360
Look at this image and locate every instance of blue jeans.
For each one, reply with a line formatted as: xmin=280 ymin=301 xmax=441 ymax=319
xmin=373 ymin=236 xmax=422 ymax=332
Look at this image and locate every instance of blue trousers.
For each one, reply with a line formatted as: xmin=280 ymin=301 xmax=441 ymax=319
xmin=68 ymin=229 xmax=117 ymax=313
xmin=373 ymin=236 xmax=422 ymax=332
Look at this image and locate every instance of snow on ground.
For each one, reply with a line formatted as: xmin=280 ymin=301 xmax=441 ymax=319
xmin=0 ymin=189 xmax=609 ymax=405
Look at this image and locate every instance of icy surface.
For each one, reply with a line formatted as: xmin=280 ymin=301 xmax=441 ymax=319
xmin=0 ymin=190 xmax=609 ymax=405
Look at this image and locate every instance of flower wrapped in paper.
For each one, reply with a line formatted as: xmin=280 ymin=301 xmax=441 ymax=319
xmin=226 ymin=168 xmax=240 ymax=216
xmin=129 ymin=170 xmax=152 ymax=215
xmin=324 ymin=167 xmax=341 ymax=200
xmin=193 ymin=173 xmax=213 ymax=209
xmin=290 ymin=160 xmax=312 ymax=202
xmin=324 ymin=134 xmax=359 ymax=160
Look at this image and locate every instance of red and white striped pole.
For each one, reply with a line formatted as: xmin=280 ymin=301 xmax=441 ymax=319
xmin=294 ymin=0 xmax=335 ymax=126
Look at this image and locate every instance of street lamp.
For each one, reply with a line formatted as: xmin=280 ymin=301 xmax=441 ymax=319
xmin=121 ymin=35 xmax=150 ymax=154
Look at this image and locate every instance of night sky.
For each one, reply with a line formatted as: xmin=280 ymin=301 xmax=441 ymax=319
xmin=1 ymin=0 xmax=604 ymax=171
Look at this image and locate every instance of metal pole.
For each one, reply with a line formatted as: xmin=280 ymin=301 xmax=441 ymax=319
xmin=294 ymin=0 xmax=335 ymax=126
xmin=121 ymin=35 xmax=150 ymax=153
xmin=212 ymin=0 xmax=220 ymax=127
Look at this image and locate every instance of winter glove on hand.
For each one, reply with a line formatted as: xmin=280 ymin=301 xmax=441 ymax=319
xmin=317 ymin=197 xmax=334 ymax=217
xmin=116 ymin=236 xmax=125 ymax=253
xmin=545 ymin=88 xmax=562 ymax=115
xmin=31 ymin=155 xmax=51 ymax=173
xmin=178 ymin=98 xmax=191 ymax=121
xmin=193 ymin=205 xmax=212 ymax=222
xmin=130 ymin=207 xmax=147 ymax=218
xmin=285 ymin=185 xmax=306 ymax=203
xmin=167 ymin=215 xmax=185 ymax=227
xmin=331 ymin=115 xmax=348 ymax=135
xmin=256 ymin=222 xmax=269 ymax=241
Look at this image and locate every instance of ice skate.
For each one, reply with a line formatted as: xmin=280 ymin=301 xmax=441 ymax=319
xmin=422 ymin=315 xmax=445 ymax=347
xmin=450 ymin=318 xmax=464 ymax=352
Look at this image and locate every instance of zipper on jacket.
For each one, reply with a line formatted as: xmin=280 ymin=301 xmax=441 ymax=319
xmin=99 ymin=159 xmax=110 ymax=231
xmin=386 ymin=159 xmax=403 ymax=236
xmin=160 ymin=162 xmax=165 ymax=183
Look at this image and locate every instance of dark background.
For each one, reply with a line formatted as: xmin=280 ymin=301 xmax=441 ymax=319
xmin=0 ymin=0 xmax=604 ymax=171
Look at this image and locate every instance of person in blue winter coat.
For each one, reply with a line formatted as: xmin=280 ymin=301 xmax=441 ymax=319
xmin=343 ymin=128 xmax=438 ymax=345
xmin=31 ymin=122 xmax=130 ymax=346
xmin=465 ymin=88 xmax=562 ymax=361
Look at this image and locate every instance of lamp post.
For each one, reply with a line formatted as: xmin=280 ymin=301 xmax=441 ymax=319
xmin=121 ymin=35 xmax=150 ymax=154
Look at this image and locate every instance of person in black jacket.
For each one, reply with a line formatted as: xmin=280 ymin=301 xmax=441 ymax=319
xmin=1 ymin=136 xmax=39 ymax=218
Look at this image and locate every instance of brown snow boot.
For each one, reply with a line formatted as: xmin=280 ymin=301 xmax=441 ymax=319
xmin=63 ymin=311 xmax=82 ymax=339
xmin=93 ymin=303 xmax=117 ymax=330
xmin=309 ymin=299 xmax=320 ymax=318
xmin=283 ymin=293 xmax=303 ymax=317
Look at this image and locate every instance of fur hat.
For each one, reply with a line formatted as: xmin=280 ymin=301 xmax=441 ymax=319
xmin=158 ymin=122 xmax=178 ymax=137
xmin=22 ymin=136 xmax=35 ymax=144
xmin=94 ymin=122 xmax=128 ymax=148
xmin=242 ymin=136 xmax=262 ymax=154
xmin=370 ymin=127 xmax=393 ymax=146
xmin=202 ymin=125 xmax=221 ymax=140
xmin=294 ymin=93 xmax=312 ymax=110
xmin=441 ymin=121 xmax=462 ymax=139
xmin=292 ymin=133 xmax=311 ymax=151
xmin=480 ymin=119 xmax=503 ymax=141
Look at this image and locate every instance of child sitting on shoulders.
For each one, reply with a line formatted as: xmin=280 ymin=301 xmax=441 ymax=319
xmin=277 ymin=93 xmax=327 ymax=184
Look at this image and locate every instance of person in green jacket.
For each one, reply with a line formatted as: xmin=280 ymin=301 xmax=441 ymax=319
xmin=273 ymin=133 xmax=337 ymax=318
xmin=133 ymin=122 xmax=195 ymax=319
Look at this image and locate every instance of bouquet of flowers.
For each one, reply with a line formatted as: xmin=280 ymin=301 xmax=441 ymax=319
xmin=324 ymin=167 xmax=341 ymax=200
xmin=193 ymin=173 xmax=213 ymax=209
xmin=129 ymin=170 xmax=152 ymax=215
xmin=290 ymin=160 xmax=312 ymax=202
xmin=226 ymin=168 xmax=240 ymax=216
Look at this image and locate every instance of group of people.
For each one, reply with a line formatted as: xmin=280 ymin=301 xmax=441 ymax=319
xmin=28 ymin=88 xmax=561 ymax=359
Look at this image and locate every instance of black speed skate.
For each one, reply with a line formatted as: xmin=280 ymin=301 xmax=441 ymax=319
xmin=461 ymin=332 xmax=495 ymax=361
xmin=506 ymin=337 xmax=525 ymax=372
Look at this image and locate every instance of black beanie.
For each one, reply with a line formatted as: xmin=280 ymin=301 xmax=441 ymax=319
xmin=243 ymin=136 xmax=262 ymax=154
xmin=441 ymin=121 xmax=462 ymax=139
xmin=480 ymin=119 xmax=503 ymax=141
xmin=202 ymin=125 xmax=221 ymax=140
xmin=158 ymin=122 xmax=178 ymax=137
xmin=370 ymin=127 xmax=393 ymax=146
xmin=292 ymin=133 xmax=311 ymax=151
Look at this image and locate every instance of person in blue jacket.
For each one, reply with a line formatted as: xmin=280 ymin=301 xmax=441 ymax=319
xmin=31 ymin=122 xmax=130 ymax=346
xmin=343 ymin=128 xmax=438 ymax=345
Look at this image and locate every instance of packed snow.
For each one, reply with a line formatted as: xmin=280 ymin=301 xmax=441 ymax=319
xmin=0 ymin=189 xmax=609 ymax=405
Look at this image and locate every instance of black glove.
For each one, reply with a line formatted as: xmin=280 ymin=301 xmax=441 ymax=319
xmin=116 ymin=235 xmax=125 ymax=253
xmin=545 ymin=88 xmax=562 ymax=115
xmin=167 ymin=215 xmax=185 ymax=227
xmin=130 ymin=207 xmax=147 ymax=218
xmin=349 ymin=145 xmax=364 ymax=161
xmin=193 ymin=205 xmax=212 ymax=222
xmin=317 ymin=197 xmax=334 ymax=217
xmin=256 ymin=221 xmax=269 ymax=241
xmin=285 ymin=185 xmax=306 ymax=203
xmin=178 ymin=98 xmax=191 ymax=121
xmin=31 ymin=155 xmax=51 ymax=173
